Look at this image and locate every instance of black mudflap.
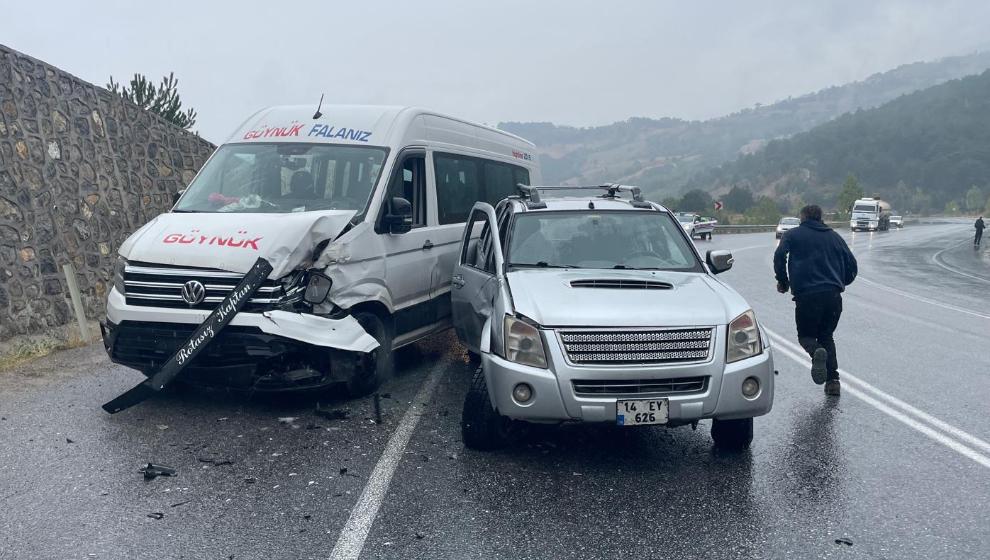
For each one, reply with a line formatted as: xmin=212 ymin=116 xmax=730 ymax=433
xmin=102 ymin=257 xmax=274 ymax=414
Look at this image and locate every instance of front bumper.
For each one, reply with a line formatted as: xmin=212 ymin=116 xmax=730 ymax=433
xmin=102 ymin=287 xmax=378 ymax=391
xmin=482 ymin=326 xmax=774 ymax=424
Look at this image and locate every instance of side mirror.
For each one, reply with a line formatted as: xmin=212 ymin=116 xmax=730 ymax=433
xmin=706 ymin=249 xmax=733 ymax=274
xmin=172 ymin=188 xmax=186 ymax=206
xmin=383 ymin=197 xmax=413 ymax=234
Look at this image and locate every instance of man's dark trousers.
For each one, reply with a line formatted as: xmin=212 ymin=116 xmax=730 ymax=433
xmin=977 ymin=228 xmax=983 ymax=245
xmin=795 ymin=290 xmax=842 ymax=381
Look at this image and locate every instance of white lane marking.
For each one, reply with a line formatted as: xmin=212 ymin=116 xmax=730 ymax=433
xmin=769 ymin=331 xmax=990 ymax=454
xmin=766 ymin=330 xmax=990 ymax=468
xmin=329 ymin=367 xmax=446 ymax=560
xmin=856 ymin=276 xmax=990 ymax=320
xmin=932 ymin=240 xmax=990 ymax=285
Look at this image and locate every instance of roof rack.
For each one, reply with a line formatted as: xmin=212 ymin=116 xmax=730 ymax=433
xmin=515 ymin=184 xmax=653 ymax=209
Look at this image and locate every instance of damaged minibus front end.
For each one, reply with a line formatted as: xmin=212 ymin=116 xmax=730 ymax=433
xmin=103 ymin=193 xmax=383 ymax=393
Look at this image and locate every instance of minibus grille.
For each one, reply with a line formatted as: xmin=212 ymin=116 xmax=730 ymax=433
xmin=122 ymin=263 xmax=301 ymax=312
xmin=558 ymin=328 xmax=714 ymax=365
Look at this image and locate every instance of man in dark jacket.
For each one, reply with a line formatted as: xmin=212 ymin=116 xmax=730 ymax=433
xmin=774 ymin=205 xmax=858 ymax=396
xmin=976 ymin=216 xmax=985 ymax=246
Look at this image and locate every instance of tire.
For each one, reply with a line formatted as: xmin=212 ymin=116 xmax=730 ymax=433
xmin=711 ymin=417 xmax=753 ymax=450
xmin=346 ymin=311 xmax=392 ymax=397
xmin=461 ymin=367 xmax=511 ymax=450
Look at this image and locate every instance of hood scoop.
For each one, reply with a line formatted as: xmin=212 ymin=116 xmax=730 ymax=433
xmin=569 ymin=279 xmax=673 ymax=290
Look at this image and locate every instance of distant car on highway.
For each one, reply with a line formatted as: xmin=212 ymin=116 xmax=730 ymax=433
xmin=676 ymin=212 xmax=717 ymax=240
xmin=775 ymin=216 xmax=800 ymax=239
xmin=890 ymin=215 xmax=904 ymax=228
xmin=452 ymin=185 xmax=774 ymax=451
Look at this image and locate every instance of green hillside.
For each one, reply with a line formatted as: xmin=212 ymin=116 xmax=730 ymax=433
xmin=693 ymin=70 xmax=990 ymax=214
xmin=500 ymin=51 xmax=990 ymax=199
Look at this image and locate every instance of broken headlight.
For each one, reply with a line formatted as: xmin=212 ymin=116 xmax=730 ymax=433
xmin=113 ymin=256 xmax=127 ymax=295
xmin=726 ymin=310 xmax=763 ymax=363
xmin=503 ymin=315 xmax=548 ymax=369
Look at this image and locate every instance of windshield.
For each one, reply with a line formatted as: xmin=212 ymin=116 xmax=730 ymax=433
xmin=174 ymin=143 xmax=387 ymax=213
xmin=780 ymin=218 xmax=800 ymax=225
xmin=676 ymin=213 xmax=695 ymax=223
xmin=507 ymin=211 xmax=701 ymax=271
xmin=853 ymin=204 xmax=877 ymax=213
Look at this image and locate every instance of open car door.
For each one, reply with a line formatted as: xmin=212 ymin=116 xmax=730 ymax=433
xmin=451 ymin=203 xmax=504 ymax=354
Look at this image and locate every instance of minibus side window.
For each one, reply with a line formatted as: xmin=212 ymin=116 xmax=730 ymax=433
xmin=435 ymin=154 xmax=481 ymax=225
xmin=385 ymin=155 xmax=428 ymax=228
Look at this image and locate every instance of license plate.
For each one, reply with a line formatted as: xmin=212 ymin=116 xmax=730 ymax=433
xmin=616 ymin=399 xmax=668 ymax=426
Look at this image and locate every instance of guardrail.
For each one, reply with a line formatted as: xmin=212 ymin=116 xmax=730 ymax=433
xmin=713 ymin=222 xmax=849 ymax=234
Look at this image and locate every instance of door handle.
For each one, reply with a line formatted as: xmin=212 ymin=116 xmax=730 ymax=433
xmin=452 ymin=275 xmax=465 ymax=289
xmin=422 ymin=240 xmax=434 ymax=250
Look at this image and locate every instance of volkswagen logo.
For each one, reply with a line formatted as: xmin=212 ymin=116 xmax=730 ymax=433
xmin=180 ymin=280 xmax=206 ymax=306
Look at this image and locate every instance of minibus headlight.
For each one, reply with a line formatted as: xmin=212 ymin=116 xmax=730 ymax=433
xmin=726 ymin=310 xmax=762 ymax=363
xmin=503 ymin=315 xmax=548 ymax=369
xmin=113 ymin=256 xmax=127 ymax=295
xmin=303 ymin=272 xmax=333 ymax=304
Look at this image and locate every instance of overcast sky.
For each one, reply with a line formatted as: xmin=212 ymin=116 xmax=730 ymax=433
xmin=4 ymin=0 xmax=989 ymax=143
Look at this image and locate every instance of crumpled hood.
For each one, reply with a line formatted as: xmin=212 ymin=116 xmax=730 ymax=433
xmin=506 ymin=269 xmax=749 ymax=327
xmin=118 ymin=210 xmax=357 ymax=278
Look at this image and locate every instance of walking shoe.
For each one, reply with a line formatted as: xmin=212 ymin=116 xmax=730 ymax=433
xmin=810 ymin=348 xmax=828 ymax=385
xmin=825 ymin=379 xmax=841 ymax=396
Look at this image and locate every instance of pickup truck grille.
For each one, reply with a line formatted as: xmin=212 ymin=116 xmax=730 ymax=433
xmin=559 ymin=328 xmax=713 ymax=365
xmin=572 ymin=376 xmax=708 ymax=396
xmin=122 ymin=263 xmax=301 ymax=312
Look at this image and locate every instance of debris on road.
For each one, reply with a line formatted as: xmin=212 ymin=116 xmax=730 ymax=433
xmin=139 ymin=463 xmax=177 ymax=480
xmin=415 ymin=532 xmax=426 ymax=540
xmin=314 ymin=404 xmax=350 ymax=421
xmin=198 ymin=456 xmax=234 ymax=466
xmin=170 ymin=500 xmax=191 ymax=508
xmin=244 ymin=476 xmax=257 ymax=484
xmin=147 ymin=512 xmax=165 ymax=520
xmin=835 ymin=538 xmax=854 ymax=546
xmin=278 ymin=417 xmax=298 ymax=425
xmin=66 ymin=438 xmax=74 ymax=444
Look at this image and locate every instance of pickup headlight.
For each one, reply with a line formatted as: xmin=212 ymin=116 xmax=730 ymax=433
xmin=726 ymin=310 xmax=763 ymax=363
xmin=113 ymin=256 xmax=127 ymax=295
xmin=503 ymin=315 xmax=548 ymax=368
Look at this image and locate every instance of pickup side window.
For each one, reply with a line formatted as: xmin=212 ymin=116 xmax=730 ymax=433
xmin=461 ymin=208 xmax=496 ymax=274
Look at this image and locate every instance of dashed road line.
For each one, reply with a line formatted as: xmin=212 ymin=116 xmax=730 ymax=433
xmin=329 ymin=367 xmax=446 ymax=560
xmin=766 ymin=329 xmax=990 ymax=469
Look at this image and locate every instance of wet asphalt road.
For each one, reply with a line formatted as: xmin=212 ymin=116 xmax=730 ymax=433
xmin=2 ymin=219 xmax=989 ymax=559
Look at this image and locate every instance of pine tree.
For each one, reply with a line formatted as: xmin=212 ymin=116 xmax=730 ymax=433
xmin=107 ymin=72 xmax=198 ymax=130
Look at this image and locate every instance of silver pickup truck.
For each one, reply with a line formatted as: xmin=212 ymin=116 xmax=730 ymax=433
xmin=451 ymin=186 xmax=774 ymax=450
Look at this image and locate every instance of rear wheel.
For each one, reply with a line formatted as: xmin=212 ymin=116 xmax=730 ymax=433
xmin=346 ymin=312 xmax=392 ymax=397
xmin=711 ymin=417 xmax=753 ymax=450
xmin=462 ymin=367 xmax=511 ymax=450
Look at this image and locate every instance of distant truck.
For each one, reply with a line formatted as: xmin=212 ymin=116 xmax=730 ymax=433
xmin=849 ymin=197 xmax=892 ymax=232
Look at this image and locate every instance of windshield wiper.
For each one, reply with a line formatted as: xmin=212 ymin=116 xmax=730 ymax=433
xmin=613 ymin=265 xmax=664 ymax=270
xmin=509 ymin=261 xmax=579 ymax=269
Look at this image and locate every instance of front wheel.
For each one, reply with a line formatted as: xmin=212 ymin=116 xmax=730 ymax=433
xmin=346 ymin=312 xmax=392 ymax=397
xmin=711 ymin=417 xmax=753 ymax=450
xmin=461 ymin=367 xmax=511 ymax=450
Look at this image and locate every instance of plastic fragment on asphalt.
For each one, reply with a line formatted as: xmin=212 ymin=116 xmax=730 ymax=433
xmin=278 ymin=417 xmax=298 ymax=424
xmin=66 ymin=438 xmax=74 ymax=443
xmin=139 ymin=463 xmax=177 ymax=480
xmin=415 ymin=532 xmax=425 ymax=540
xmin=835 ymin=538 xmax=854 ymax=546
xmin=147 ymin=512 xmax=164 ymax=520
xmin=315 ymin=405 xmax=350 ymax=420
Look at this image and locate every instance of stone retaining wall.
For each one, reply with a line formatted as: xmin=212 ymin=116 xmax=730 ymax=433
xmin=0 ymin=44 xmax=215 ymax=342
